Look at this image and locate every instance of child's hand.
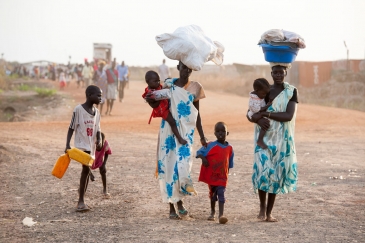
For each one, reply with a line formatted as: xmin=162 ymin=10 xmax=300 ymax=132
xmin=64 ymin=145 xmax=71 ymax=154
xmin=144 ymin=92 xmax=155 ymax=102
xmin=201 ymin=157 xmax=209 ymax=167
xmin=200 ymin=137 xmax=208 ymax=147
xmin=96 ymin=140 xmax=102 ymax=150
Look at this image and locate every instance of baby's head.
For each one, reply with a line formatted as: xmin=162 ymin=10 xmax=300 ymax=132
xmin=253 ymin=78 xmax=270 ymax=99
xmin=96 ymin=132 xmax=106 ymax=151
xmin=214 ymin=122 xmax=229 ymax=144
xmin=145 ymin=70 xmax=160 ymax=89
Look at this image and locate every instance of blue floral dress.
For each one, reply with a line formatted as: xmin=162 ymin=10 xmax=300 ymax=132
xmin=157 ymin=78 xmax=205 ymax=203
xmin=252 ymin=82 xmax=298 ymax=194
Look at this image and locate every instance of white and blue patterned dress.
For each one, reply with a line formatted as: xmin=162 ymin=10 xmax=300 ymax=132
xmin=252 ymin=82 xmax=298 ymax=194
xmin=157 ymin=78 xmax=205 ymax=203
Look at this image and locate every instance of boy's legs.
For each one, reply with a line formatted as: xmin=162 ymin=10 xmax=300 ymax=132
xmin=257 ymin=129 xmax=268 ymax=149
xmin=78 ymin=164 xmax=90 ymax=210
xmin=216 ymin=186 xmax=228 ymax=224
xmin=99 ymin=161 xmax=107 ymax=195
xmin=165 ymin=112 xmax=187 ymax=145
xmin=208 ymin=185 xmax=217 ymax=220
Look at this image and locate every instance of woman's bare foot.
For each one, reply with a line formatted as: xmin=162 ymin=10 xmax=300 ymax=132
xmin=178 ymin=138 xmax=188 ymax=145
xmin=257 ymin=140 xmax=268 ymax=149
xmin=76 ymin=202 xmax=90 ymax=212
xmin=266 ymin=215 xmax=278 ymax=222
xmin=257 ymin=206 xmax=266 ymax=220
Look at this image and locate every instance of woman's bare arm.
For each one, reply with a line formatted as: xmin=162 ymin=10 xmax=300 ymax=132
xmin=193 ymin=100 xmax=207 ymax=146
xmin=261 ymin=101 xmax=297 ymax=122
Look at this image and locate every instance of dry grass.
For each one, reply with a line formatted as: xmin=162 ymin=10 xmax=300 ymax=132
xmin=300 ymin=80 xmax=365 ymax=112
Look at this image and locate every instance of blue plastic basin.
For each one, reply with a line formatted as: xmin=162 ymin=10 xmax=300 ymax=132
xmin=260 ymin=44 xmax=299 ymax=63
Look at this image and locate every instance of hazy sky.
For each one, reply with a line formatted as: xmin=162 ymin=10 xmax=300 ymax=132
xmin=1 ymin=0 xmax=364 ymax=66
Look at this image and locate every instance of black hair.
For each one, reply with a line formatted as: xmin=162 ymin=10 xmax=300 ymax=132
xmin=253 ymin=78 xmax=270 ymax=91
xmin=215 ymin=121 xmax=227 ymax=129
xmin=271 ymin=65 xmax=287 ymax=70
xmin=145 ymin=70 xmax=158 ymax=82
xmin=85 ymin=85 xmax=100 ymax=96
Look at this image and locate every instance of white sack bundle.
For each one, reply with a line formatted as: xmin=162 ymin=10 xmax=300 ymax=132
xmin=259 ymin=29 xmax=306 ymax=49
xmin=260 ymin=29 xmax=285 ymax=43
xmin=156 ymin=25 xmax=224 ymax=71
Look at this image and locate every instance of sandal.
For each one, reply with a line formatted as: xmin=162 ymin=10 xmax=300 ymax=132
xmin=169 ymin=213 xmax=181 ymax=220
xmin=178 ymin=208 xmax=189 ymax=216
xmin=103 ymin=193 xmax=111 ymax=199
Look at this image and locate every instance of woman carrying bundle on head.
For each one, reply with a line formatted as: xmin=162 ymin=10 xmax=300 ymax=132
xmin=247 ymin=64 xmax=299 ymax=222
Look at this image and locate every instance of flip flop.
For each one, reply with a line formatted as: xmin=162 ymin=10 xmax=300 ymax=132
xmin=76 ymin=204 xmax=91 ymax=212
xmin=103 ymin=193 xmax=111 ymax=199
xmin=169 ymin=213 xmax=181 ymax=220
xmin=178 ymin=209 xmax=189 ymax=216
xmin=219 ymin=216 xmax=228 ymax=224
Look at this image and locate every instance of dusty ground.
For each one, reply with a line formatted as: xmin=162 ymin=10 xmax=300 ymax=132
xmin=0 ymin=79 xmax=364 ymax=243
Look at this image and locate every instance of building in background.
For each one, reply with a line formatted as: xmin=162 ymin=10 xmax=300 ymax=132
xmin=93 ymin=43 xmax=112 ymax=65
xmin=287 ymin=59 xmax=364 ymax=87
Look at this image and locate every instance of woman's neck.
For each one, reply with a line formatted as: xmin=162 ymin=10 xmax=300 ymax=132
xmin=273 ymin=82 xmax=284 ymax=89
xmin=175 ymin=77 xmax=189 ymax=88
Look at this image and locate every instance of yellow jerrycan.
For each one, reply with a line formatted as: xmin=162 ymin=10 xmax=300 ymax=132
xmin=52 ymin=153 xmax=71 ymax=179
xmin=66 ymin=148 xmax=94 ymax=167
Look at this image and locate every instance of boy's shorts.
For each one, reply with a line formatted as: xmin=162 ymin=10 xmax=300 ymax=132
xmin=208 ymin=185 xmax=226 ymax=203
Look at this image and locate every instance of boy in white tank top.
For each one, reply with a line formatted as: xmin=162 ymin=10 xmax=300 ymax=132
xmin=65 ymin=85 xmax=102 ymax=212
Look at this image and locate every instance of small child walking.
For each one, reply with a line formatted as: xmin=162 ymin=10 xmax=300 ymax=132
xmin=142 ymin=70 xmax=187 ymax=145
xmin=89 ymin=132 xmax=112 ymax=199
xmin=65 ymin=85 xmax=102 ymax=212
xmin=196 ymin=122 xmax=234 ymax=224
xmin=248 ymin=78 xmax=272 ymax=149
xmin=59 ymin=70 xmax=66 ymax=90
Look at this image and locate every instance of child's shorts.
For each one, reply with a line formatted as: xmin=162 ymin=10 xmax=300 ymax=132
xmin=208 ymin=185 xmax=226 ymax=203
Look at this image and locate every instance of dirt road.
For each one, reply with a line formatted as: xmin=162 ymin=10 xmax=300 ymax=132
xmin=1 ymin=80 xmax=364 ymax=242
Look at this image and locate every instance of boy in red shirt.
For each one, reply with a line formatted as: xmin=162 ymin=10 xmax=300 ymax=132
xmin=196 ymin=122 xmax=234 ymax=224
